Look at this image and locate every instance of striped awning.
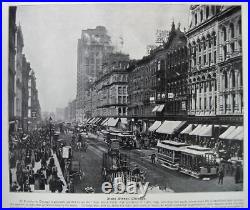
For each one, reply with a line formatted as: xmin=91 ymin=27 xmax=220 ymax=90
xmin=180 ymin=124 xmax=193 ymax=134
xmin=156 ymin=121 xmax=186 ymax=134
xmin=219 ymin=126 xmax=236 ymax=139
xmin=148 ymin=121 xmax=162 ymax=132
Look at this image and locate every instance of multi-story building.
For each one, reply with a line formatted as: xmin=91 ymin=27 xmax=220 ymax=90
xmin=21 ymin=55 xmax=31 ymax=131
xmin=15 ymin=25 xmax=24 ymax=129
xmin=28 ymin=70 xmax=41 ymax=130
xmin=9 ymin=6 xmax=17 ymax=125
xmin=76 ymin=26 xmax=113 ymax=121
xmin=128 ymin=22 xmax=188 ymax=131
xmin=154 ymin=22 xmax=188 ymax=117
xmin=91 ymin=52 xmax=130 ymax=118
xmin=186 ymin=5 xmax=242 ymax=125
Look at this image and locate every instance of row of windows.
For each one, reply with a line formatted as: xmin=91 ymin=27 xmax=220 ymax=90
xmin=193 ymin=6 xmax=221 ymax=26
xmin=221 ymin=20 xmax=241 ymax=42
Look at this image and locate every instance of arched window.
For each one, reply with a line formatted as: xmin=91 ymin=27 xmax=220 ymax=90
xmin=232 ymin=71 xmax=236 ymax=88
xmin=238 ymin=19 xmax=242 ymax=35
xmin=222 ymin=27 xmax=227 ymax=41
xmin=206 ymin=6 xmax=209 ymax=18
xmin=213 ymin=35 xmax=216 ymax=46
xmin=195 ymin=13 xmax=197 ymax=25
xmin=230 ymin=23 xmax=234 ymax=38
xmin=223 ymin=45 xmax=227 ymax=60
xmin=200 ymin=10 xmax=203 ymax=22
xmin=224 ymin=71 xmax=228 ymax=89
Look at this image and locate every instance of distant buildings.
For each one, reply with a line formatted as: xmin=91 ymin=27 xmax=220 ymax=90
xmin=8 ymin=7 xmax=41 ymax=132
xmin=76 ymin=26 xmax=114 ymax=121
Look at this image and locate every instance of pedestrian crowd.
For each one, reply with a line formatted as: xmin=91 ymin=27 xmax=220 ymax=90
xmin=9 ymin=126 xmax=65 ymax=193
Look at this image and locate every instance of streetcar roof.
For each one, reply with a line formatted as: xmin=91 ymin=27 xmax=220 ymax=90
xmin=181 ymin=145 xmax=214 ymax=156
xmin=161 ymin=140 xmax=189 ymax=147
xmin=157 ymin=142 xmax=188 ymax=151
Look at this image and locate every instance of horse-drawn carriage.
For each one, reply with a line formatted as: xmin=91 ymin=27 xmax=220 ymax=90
xmin=62 ymin=146 xmax=82 ymax=182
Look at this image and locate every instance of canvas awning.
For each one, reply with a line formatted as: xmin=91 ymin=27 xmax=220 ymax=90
xmin=86 ymin=118 xmax=92 ymax=123
xmin=234 ymin=128 xmax=244 ymax=141
xmin=219 ymin=126 xmax=236 ymax=139
xmin=199 ymin=125 xmax=213 ymax=137
xmin=189 ymin=124 xmax=202 ymax=136
xmin=156 ymin=121 xmax=186 ymax=134
xmin=225 ymin=126 xmax=243 ymax=140
xmin=120 ymin=118 xmax=128 ymax=124
xmin=157 ymin=104 xmax=165 ymax=112
xmin=88 ymin=118 xmax=96 ymax=124
xmin=101 ymin=118 xmax=109 ymax=126
xmin=106 ymin=118 xmax=119 ymax=127
xmin=92 ymin=118 xmax=100 ymax=124
xmin=152 ymin=105 xmax=159 ymax=112
xmin=180 ymin=124 xmax=193 ymax=134
xmin=148 ymin=121 xmax=162 ymax=132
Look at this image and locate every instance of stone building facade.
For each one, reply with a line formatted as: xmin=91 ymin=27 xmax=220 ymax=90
xmin=127 ymin=22 xmax=188 ymax=131
xmin=186 ymin=5 xmax=242 ymax=124
xmin=76 ymin=26 xmax=113 ymax=121
xmin=15 ymin=25 xmax=24 ymax=128
xmin=9 ymin=6 xmax=17 ymax=124
xmin=21 ymin=55 xmax=31 ymax=131
xmin=90 ymin=52 xmax=130 ymax=118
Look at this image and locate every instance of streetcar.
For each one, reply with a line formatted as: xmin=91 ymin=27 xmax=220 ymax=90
xmin=179 ymin=145 xmax=217 ymax=178
xmin=117 ymin=133 xmax=136 ymax=149
xmin=157 ymin=140 xmax=189 ymax=170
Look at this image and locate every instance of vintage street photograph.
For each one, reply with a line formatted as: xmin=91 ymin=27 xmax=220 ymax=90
xmin=7 ymin=3 xmax=244 ymax=195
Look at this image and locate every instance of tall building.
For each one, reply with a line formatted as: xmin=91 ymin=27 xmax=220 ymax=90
xmin=21 ymin=55 xmax=31 ymax=131
xmin=76 ymin=26 xmax=113 ymax=121
xmin=128 ymin=22 xmax=188 ymax=132
xmin=186 ymin=5 xmax=243 ymax=125
xmin=28 ymin=70 xmax=41 ymax=130
xmin=8 ymin=6 xmax=17 ymax=125
xmin=91 ymin=52 xmax=130 ymax=118
xmin=15 ymin=25 xmax=24 ymax=129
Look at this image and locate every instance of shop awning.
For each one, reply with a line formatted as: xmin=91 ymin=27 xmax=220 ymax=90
xmin=157 ymin=104 xmax=165 ymax=112
xmin=86 ymin=118 xmax=92 ymax=123
xmin=234 ymin=128 xmax=244 ymax=141
xmin=120 ymin=118 xmax=128 ymax=124
xmin=225 ymin=126 xmax=244 ymax=140
xmin=156 ymin=121 xmax=186 ymax=134
xmin=199 ymin=125 xmax=213 ymax=137
xmin=152 ymin=105 xmax=159 ymax=112
xmin=148 ymin=121 xmax=162 ymax=132
xmin=106 ymin=118 xmax=119 ymax=127
xmin=92 ymin=118 xmax=100 ymax=124
xmin=219 ymin=126 xmax=236 ymax=139
xmin=180 ymin=124 xmax=193 ymax=134
xmin=88 ymin=118 xmax=95 ymax=124
xmin=101 ymin=118 xmax=109 ymax=126
xmin=189 ymin=124 xmax=202 ymax=136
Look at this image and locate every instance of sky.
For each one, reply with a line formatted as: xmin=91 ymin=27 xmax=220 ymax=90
xmin=16 ymin=3 xmax=190 ymax=113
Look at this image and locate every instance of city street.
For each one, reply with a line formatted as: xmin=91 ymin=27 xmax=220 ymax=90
xmin=59 ymin=132 xmax=243 ymax=194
